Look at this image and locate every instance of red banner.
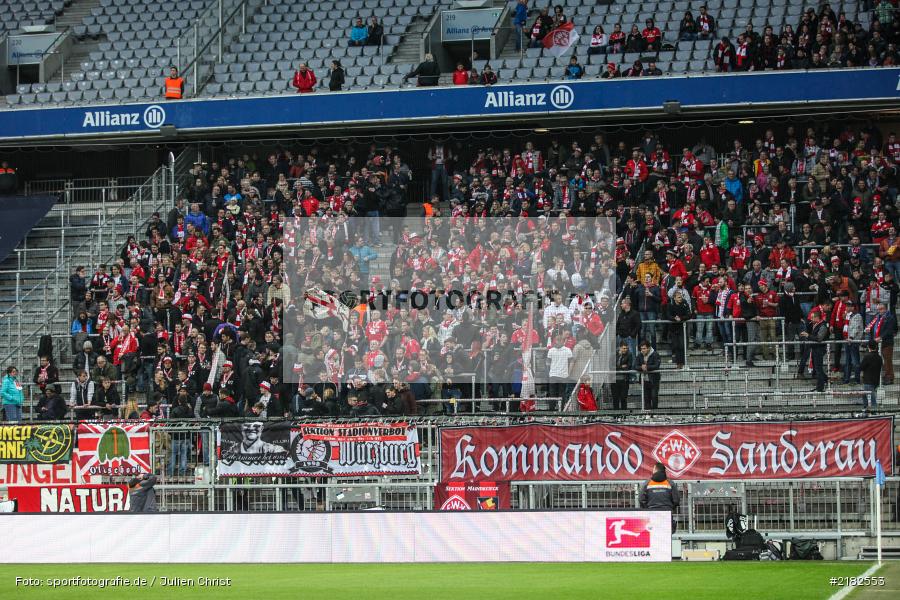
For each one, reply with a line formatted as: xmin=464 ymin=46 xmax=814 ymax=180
xmin=440 ymin=418 xmax=894 ymax=481
xmin=7 ymin=484 xmax=129 ymax=512
xmin=434 ymin=481 xmax=511 ymax=511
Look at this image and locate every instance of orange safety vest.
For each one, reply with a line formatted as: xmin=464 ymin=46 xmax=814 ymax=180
xmin=165 ymin=77 xmax=184 ymax=99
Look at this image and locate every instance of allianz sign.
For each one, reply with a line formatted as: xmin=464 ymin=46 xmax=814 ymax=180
xmin=484 ymin=85 xmax=575 ymax=110
xmin=81 ymin=105 xmax=167 ymax=129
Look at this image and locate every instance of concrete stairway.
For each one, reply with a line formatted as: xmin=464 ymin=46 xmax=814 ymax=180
xmin=388 ymin=17 xmax=430 ymax=65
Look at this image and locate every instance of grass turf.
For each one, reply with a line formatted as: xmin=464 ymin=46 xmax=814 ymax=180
xmin=0 ymin=562 xmax=874 ymax=600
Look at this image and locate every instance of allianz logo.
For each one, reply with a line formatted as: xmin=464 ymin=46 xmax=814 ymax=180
xmin=82 ymin=104 xmax=167 ymax=128
xmin=484 ymin=85 xmax=574 ymax=110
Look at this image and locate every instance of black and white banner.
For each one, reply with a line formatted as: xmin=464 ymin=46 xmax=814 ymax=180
xmin=216 ymin=422 xmax=421 ymax=477
xmin=289 ymin=422 xmax=421 ymax=477
xmin=217 ymin=422 xmax=292 ymax=477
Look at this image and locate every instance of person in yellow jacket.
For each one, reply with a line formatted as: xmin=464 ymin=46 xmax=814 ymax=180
xmin=164 ymin=67 xmax=184 ymax=100
xmin=635 ymin=250 xmax=663 ymax=284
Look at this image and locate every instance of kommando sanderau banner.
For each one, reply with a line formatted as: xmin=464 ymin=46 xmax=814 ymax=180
xmin=440 ymin=417 xmax=894 ymax=481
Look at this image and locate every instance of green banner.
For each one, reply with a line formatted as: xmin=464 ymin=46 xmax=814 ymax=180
xmin=0 ymin=425 xmax=73 ymax=464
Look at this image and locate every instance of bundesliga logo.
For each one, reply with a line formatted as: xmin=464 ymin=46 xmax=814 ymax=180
xmin=605 ymin=517 xmax=651 ymax=548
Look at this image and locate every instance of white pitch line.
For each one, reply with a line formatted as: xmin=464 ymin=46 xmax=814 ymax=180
xmin=827 ymin=563 xmax=884 ymax=600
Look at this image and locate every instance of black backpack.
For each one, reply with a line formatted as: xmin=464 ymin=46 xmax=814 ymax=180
xmin=789 ymin=539 xmax=824 ymax=560
xmin=737 ymin=529 xmax=767 ymax=551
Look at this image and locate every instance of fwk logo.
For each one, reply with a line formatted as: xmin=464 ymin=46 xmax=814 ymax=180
xmin=81 ymin=104 xmax=166 ymax=129
xmin=142 ymin=105 xmax=166 ymax=128
xmin=484 ymin=85 xmax=575 ymax=110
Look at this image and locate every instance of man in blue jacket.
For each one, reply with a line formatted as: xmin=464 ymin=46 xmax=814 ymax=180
xmin=513 ymin=0 xmax=528 ymax=51
xmin=184 ymin=202 xmax=210 ymax=236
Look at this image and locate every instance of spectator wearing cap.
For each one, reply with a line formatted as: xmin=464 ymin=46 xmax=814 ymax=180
xmin=600 ymin=62 xmax=621 ymax=79
xmin=216 ymin=360 xmax=237 ymax=399
xmin=195 ymin=382 xmax=218 ymax=418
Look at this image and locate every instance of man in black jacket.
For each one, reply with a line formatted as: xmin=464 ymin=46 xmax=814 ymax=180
xmin=860 ymin=341 xmax=883 ymax=409
xmin=778 ymin=282 xmax=805 ymax=360
xmin=36 ymin=387 xmax=67 ymax=420
xmin=616 ymin=297 xmax=642 ymax=358
xmin=403 ymin=54 xmax=440 ymax=86
xmin=738 ymin=283 xmax=759 ymax=366
xmin=634 ymin=340 xmax=661 ymax=410
xmin=800 ymin=311 xmax=829 ymax=392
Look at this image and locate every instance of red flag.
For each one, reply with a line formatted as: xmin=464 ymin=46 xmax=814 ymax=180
xmin=542 ymin=22 xmax=580 ymax=57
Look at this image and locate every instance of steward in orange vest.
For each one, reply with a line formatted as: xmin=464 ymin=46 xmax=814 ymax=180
xmin=165 ymin=67 xmax=184 ymax=99
xmin=640 ymin=462 xmax=681 ymax=531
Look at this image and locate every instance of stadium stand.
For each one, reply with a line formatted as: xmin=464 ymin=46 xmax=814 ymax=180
xmin=0 ymin=0 xmax=65 ymax=37
xmin=2 ymin=121 xmax=898 ymax=423
xmin=3 ymin=0 xmax=897 ymax=106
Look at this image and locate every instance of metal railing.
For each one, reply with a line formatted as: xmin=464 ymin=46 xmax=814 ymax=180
xmin=24 ymin=176 xmax=149 ymax=202
xmin=0 ymin=152 xmax=190 ymax=373
xmin=177 ymin=0 xmax=250 ymax=96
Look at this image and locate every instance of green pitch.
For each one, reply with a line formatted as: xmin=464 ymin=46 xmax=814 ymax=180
xmin=0 ymin=562 xmax=875 ymax=599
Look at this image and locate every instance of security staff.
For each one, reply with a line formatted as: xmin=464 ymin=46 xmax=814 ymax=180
xmin=164 ymin=66 xmax=184 ymax=100
xmin=640 ymin=462 xmax=681 ymax=532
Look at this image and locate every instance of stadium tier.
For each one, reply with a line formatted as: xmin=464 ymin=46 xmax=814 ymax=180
xmin=2 ymin=0 xmax=897 ymax=107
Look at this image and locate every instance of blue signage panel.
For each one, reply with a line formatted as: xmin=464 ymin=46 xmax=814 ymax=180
xmin=1 ymin=68 xmax=898 ymax=142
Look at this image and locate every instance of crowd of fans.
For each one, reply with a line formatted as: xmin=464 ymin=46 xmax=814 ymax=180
xmin=0 ymin=120 xmax=898 ymax=426
xmin=712 ymin=4 xmax=899 ymax=71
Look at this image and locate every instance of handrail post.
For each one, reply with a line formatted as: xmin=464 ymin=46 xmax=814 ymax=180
xmin=193 ymin=21 xmax=200 ymax=93
xmin=169 ymin=152 xmax=176 ymax=206
xmin=217 ymin=0 xmax=223 ymax=63
xmin=242 ymin=1 xmax=247 ymax=35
